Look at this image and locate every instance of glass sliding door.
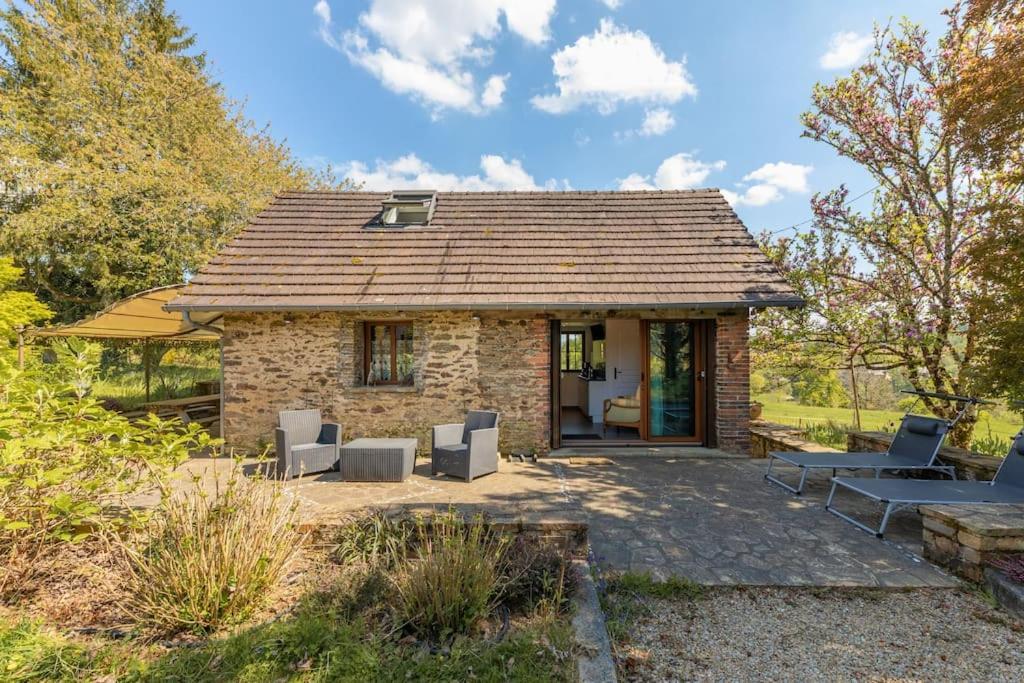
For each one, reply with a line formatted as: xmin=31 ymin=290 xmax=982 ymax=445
xmin=646 ymin=321 xmax=701 ymax=441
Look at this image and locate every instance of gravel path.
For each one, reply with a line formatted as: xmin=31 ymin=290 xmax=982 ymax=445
xmin=614 ymin=587 xmax=1024 ymax=682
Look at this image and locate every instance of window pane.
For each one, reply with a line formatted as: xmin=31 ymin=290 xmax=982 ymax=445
xmin=396 ymin=324 xmax=414 ymax=385
xmin=369 ymin=324 xmax=392 ymax=383
xmin=560 ymin=332 xmax=583 ymax=372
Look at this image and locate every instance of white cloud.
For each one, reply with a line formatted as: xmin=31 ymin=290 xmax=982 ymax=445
xmin=819 ymin=31 xmax=873 ymax=69
xmin=532 ymin=19 xmax=697 ymax=115
xmin=481 ymin=73 xmax=508 ymax=109
xmin=742 ymin=162 xmax=812 ymax=193
xmin=616 ymin=153 xmax=725 ymax=191
xmin=340 ymin=153 xmax=569 ymax=191
xmin=617 ymin=172 xmax=655 ymax=191
xmin=316 ymin=0 xmax=555 ymax=114
xmin=616 ymin=107 xmax=677 ymax=141
xmin=599 ymin=0 xmax=623 ymax=8
xmin=639 ymin=108 xmax=675 ymax=136
xmin=720 ymin=185 xmax=783 ymax=207
xmin=722 ymin=161 xmax=814 ymax=207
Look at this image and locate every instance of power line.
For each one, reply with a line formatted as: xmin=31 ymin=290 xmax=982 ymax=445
xmin=765 ymin=184 xmax=881 ymax=236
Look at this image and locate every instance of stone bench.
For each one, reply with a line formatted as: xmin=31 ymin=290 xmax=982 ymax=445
xmin=921 ymin=503 xmax=1024 ymax=582
xmin=847 ymin=431 xmax=1001 ymax=481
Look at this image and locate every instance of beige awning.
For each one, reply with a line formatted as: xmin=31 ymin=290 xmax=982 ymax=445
xmin=31 ymin=285 xmax=222 ymax=341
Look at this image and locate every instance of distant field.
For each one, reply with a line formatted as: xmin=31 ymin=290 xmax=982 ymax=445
xmin=754 ymin=393 xmax=1020 ymax=442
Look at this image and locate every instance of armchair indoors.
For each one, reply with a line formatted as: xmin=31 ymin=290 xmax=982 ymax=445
xmin=431 ymin=410 xmax=500 ymax=482
xmin=603 ymin=385 xmax=642 ymax=435
xmin=275 ymin=409 xmax=341 ymax=478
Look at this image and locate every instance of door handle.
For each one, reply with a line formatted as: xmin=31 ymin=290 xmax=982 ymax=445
xmin=699 ymin=370 xmax=706 ymax=380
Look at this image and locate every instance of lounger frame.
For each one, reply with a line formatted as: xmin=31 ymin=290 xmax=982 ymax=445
xmin=825 ymin=428 xmax=1024 ymax=537
xmin=764 ymin=391 xmax=979 ymax=495
xmin=765 ymin=454 xmax=955 ymax=495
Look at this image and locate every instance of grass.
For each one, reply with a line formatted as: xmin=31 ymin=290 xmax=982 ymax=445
xmin=118 ymin=462 xmax=304 ymax=635
xmin=93 ymin=363 xmax=219 ymax=410
xmin=755 ymin=392 xmax=1020 ymax=454
xmin=596 ymin=571 xmax=702 ymax=659
xmin=0 ymin=603 xmax=576 ymax=682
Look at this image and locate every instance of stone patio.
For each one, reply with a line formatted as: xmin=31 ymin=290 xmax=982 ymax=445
xmin=166 ymin=451 xmax=956 ymax=588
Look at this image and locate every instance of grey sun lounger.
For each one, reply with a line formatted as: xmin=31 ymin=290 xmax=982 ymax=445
xmin=764 ymin=415 xmax=955 ymax=495
xmin=826 ymin=430 xmax=1024 ymax=537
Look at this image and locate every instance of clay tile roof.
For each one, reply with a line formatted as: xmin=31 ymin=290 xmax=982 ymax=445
xmin=166 ymin=190 xmax=802 ymax=312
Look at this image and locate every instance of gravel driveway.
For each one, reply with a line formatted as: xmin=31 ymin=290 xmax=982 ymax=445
xmin=613 ymin=587 xmax=1023 ymax=682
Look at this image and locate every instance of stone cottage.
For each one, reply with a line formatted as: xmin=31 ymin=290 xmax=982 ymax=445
xmin=167 ymin=189 xmax=800 ymax=455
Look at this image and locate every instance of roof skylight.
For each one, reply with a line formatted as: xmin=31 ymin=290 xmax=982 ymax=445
xmin=379 ymin=190 xmax=437 ymax=226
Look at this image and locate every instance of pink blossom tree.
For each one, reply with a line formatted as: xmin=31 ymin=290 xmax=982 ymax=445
xmin=760 ymin=18 xmax=1019 ymax=446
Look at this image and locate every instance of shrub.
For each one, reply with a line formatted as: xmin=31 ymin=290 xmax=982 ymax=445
xmin=333 ymin=510 xmax=411 ymax=568
xmin=971 ymin=427 xmax=1013 ymax=457
xmin=0 ymin=339 xmax=210 ymax=596
xmin=118 ymin=460 xmax=304 ymax=634
xmin=799 ymin=419 xmax=852 ymax=450
xmin=502 ymin=535 xmax=578 ymax=615
xmin=389 ymin=509 xmax=510 ymax=642
xmin=990 ymin=554 xmax=1024 ymax=584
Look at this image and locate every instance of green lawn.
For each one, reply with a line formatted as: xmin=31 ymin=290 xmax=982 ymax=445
xmin=93 ymin=363 xmax=219 ymax=410
xmin=754 ymin=393 xmax=1020 ymax=447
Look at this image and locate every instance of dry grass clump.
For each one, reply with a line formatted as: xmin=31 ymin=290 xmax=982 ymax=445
xmin=390 ymin=509 xmax=510 ymax=642
xmin=118 ymin=461 xmax=304 ymax=635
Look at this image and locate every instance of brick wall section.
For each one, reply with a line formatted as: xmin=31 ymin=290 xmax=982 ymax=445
xmin=714 ymin=310 xmax=751 ymax=454
xmin=221 ymin=311 xmax=549 ymax=455
xmin=477 ymin=316 xmax=551 ymax=453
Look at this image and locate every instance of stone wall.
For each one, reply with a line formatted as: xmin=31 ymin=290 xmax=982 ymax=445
xmin=221 ymin=310 xmax=549 ymax=455
xmin=714 ymin=310 xmax=751 ymax=454
xmin=921 ymin=503 xmax=1024 ymax=582
xmin=847 ymin=431 xmax=1001 ymax=481
xmin=220 ymin=308 xmax=754 ymax=456
xmin=749 ymin=421 xmax=841 ymax=458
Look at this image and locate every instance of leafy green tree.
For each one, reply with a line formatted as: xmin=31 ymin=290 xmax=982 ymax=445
xmin=0 ymin=0 xmax=348 ymax=321
xmin=0 ymin=258 xmax=51 ymax=343
xmin=790 ymin=369 xmax=850 ymax=409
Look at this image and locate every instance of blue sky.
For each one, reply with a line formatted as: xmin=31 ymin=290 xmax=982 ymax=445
xmin=168 ymin=0 xmax=948 ymax=234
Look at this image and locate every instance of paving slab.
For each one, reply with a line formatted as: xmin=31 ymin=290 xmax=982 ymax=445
xmin=557 ymin=457 xmax=957 ymax=588
xmin=152 ymin=453 xmax=956 ymax=588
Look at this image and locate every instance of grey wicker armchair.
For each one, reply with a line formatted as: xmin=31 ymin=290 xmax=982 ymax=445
xmin=431 ymin=410 xmax=500 ymax=482
xmin=275 ymin=409 xmax=341 ymax=479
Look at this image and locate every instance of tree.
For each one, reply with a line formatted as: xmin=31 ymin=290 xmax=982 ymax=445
xmin=762 ymin=19 xmax=1022 ymax=447
xmin=944 ymin=1 xmax=1024 ymax=406
xmin=0 ymin=0 xmax=348 ymax=322
xmin=0 ymin=257 xmax=52 ymax=375
xmin=755 ymin=225 xmax=896 ymax=429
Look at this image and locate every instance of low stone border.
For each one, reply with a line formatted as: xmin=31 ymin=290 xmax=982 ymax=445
xmin=749 ymin=421 xmax=840 ymax=458
xmin=571 ymin=558 xmax=617 ymax=683
xmin=984 ymin=567 xmax=1024 ymax=621
xmin=301 ymin=507 xmax=589 ymax=555
xmin=921 ymin=503 xmax=1024 ymax=582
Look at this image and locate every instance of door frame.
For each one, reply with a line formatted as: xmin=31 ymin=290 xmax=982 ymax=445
xmin=641 ymin=319 xmax=707 ymax=445
xmin=550 ymin=319 xmax=562 ymax=450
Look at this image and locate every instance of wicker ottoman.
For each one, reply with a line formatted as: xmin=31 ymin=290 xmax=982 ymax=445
xmin=339 ymin=438 xmax=417 ymax=482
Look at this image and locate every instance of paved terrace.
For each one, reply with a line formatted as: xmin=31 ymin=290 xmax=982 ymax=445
xmin=164 ymin=452 xmax=955 ymax=588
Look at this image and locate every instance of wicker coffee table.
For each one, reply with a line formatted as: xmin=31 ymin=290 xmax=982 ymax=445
xmin=339 ymin=437 xmax=417 ymax=482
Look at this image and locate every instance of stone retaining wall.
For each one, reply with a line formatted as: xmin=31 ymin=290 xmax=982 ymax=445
xmin=847 ymin=431 xmax=1001 ymax=480
xmin=749 ymin=421 xmax=841 ymax=458
xmin=920 ymin=504 xmax=1024 ymax=582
